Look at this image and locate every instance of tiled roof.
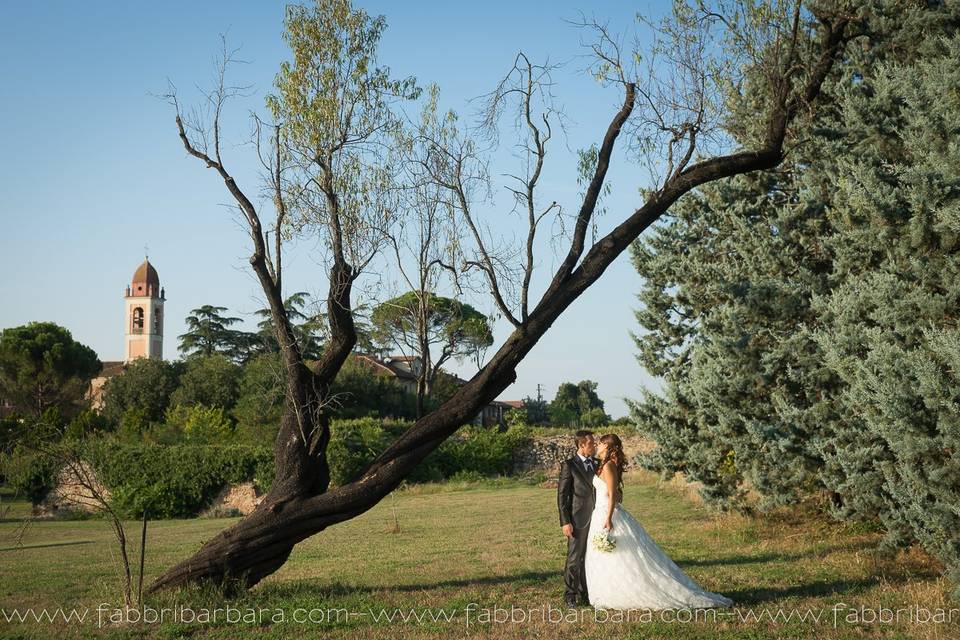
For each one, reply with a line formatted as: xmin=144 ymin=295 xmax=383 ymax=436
xmin=97 ymin=360 xmax=126 ymax=378
xmin=353 ymin=354 xmax=418 ymax=380
xmin=132 ymin=259 xmax=160 ymax=287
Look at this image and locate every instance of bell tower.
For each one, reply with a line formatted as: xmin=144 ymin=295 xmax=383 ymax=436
xmin=124 ymin=256 xmax=165 ymax=362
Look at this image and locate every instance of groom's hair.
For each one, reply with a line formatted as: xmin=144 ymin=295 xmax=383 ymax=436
xmin=574 ymin=430 xmax=594 ymax=447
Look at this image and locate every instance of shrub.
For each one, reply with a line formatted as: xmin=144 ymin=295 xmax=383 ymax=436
xmin=163 ymin=404 xmax=236 ymax=443
xmin=82 ymin=441 xmax=273 ymax=518
xmin=0 ymin=445 xmax=58 ymax=503
xmin=326 ymin=418 xmax=395 ymax=487
xmin=65 ymin=409 xmax=111 ymax=439
xmin=427 ymin=423 xmax=533 ymax=479
xmin=1 ymin=419 xmax=534 ymax=518
xmin=327 ymin=420 xmax=533 ymax=486
xmin=3 ymin=439 xmax=272 ymax=518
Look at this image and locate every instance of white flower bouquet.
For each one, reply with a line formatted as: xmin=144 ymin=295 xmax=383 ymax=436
xmin=591 ymin=528 xmax=616 ymax=552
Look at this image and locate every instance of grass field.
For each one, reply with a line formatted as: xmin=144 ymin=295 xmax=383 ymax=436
xmin=1 ymin=471 xmax=957 ymax=639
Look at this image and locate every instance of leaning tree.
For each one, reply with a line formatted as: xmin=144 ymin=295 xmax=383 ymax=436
xmin=149 ymin=0 xmax=858 ymax=592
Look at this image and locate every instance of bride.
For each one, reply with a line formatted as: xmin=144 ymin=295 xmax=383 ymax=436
xmin=583 ymin=433 xmax=734 ymax=610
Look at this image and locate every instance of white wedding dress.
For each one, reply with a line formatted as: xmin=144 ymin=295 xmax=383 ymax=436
xmin=584 ymin=474 xmax=734 ymax=610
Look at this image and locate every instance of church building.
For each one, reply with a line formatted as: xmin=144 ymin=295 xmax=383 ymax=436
xmin=87 ymin=257 xmax=166 ymax=410
xmin=124 ymin=257 xmax=165 ymax=362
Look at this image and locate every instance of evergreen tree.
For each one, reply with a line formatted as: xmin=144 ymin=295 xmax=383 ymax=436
xmin=628 ymin=0 xmax=960 ymax=589
xmin=247 ymin=291 xmax=328 ymax=362
xmin=629 ymin=165 xmax=833 ymax=510
xmin=0 ymin=322 xmax=101 ymax=418
xmin=177 ymin=305 xmax=243 ymax=359
xmin=370 ymin=291 xmax=493 ymax=417
xmin=811 ymin=29 xmax=960 ymax=584
xmin=520 ymin=395 xmax=549 ymax=425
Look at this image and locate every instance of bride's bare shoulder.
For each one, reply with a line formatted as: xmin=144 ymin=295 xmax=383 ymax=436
xmin=599 ymin=459 xmax=619 ymax=478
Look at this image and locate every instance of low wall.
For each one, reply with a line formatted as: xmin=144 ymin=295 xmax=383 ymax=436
xmin=35 ymin=461 xmax=111 ymax=518
xmin=510 ymin=434 xmax=657 ymax=476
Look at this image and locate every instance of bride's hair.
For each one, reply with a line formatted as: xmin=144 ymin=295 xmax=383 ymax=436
xmin=596 ymin=433 xmax=626 ymax=502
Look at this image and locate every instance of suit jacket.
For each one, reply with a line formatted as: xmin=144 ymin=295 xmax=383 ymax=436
xmin=557 ymin=454 xmax=599 ymax=529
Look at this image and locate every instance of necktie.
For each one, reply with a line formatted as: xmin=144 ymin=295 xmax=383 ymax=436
xmin=584 ymin=458 xmax=593 ymax=474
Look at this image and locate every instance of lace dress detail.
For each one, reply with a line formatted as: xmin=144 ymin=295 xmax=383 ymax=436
xmin=584 ymin=474 xmax=734 ymax=610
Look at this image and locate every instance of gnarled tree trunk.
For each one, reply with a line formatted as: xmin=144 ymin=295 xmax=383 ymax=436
xmin=148 ymin=6 xmax=852 ymax=593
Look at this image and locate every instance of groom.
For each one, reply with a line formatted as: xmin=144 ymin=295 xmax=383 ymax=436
xmin=557 ymin=429 xmax=598 ymax=607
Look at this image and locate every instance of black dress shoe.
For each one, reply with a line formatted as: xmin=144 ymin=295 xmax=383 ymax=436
xmin=564 ymin=597 xmax=578 ymax=608
xmin=577 ymin=596 xmax=591 ymax=607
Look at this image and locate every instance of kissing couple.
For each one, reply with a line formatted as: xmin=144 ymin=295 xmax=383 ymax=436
xmin=557 ymin=430 xmax=734 ymax=610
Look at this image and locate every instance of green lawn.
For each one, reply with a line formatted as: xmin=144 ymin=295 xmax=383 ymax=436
xmin=0 ymin=471 xmax=956 ymax=639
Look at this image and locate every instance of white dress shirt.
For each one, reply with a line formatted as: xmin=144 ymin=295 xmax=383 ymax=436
xmin=576 ymin=452 xmax=594 ymax=474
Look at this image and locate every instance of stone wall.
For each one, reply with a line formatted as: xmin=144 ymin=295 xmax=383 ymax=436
xmin=199 ymin=482 xmax=264 ymax=518
xmin=35 ymin=461 xmax=111 ymax=518
xmin=510 ymin=434 xmax=657 ymax=477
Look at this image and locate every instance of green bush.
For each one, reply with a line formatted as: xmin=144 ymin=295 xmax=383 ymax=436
xmin=163 ymin=404 xmax=236 ymax=443
xmin=1 ymin=419 xmax=534 ymax=518
xmin=82 ymin=441 xmax=273 ymax=518
xmin=64 ymin=409 xmax=112 ymax=440
xmin=427 ymin=423 xmax=533 ymax=479
xmin=0 ymin=445 xmax=58 ymax=503
xmin=328 ymin=420 xmax=533 ymax=486
xmin=327 ymin=418 xmax=396 ymax=486
xmin=2 ymin=439 xmax=272 ymax=518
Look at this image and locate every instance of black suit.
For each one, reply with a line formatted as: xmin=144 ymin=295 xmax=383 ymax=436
xmin=557 ymin=454 xmax=598 ymax=604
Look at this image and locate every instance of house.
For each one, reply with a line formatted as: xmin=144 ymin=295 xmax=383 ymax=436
xmin=86 ymin=360 xmax=126 ymax=412
xmin=352 ymin=354 xmax=420 ymax=394
xmin=352 ymin=353 xmax=522 ymax=428
xmin=475 ymin=400 xmax=518 ymax=428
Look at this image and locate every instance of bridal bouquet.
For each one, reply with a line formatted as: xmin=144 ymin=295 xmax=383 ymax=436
xmin=591 ymin=529 xmax=616 ymax=552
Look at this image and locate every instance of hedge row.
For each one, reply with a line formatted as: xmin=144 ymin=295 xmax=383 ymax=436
xmin=328 ymin=418 xmax=533 ymax=485
xmin=1 ymin=419 xmax=533 ymax=519
xmin=0 ymin=441 xmax=273 ymax=519
xmin=86 ymin=441 xmax=274 ymax=518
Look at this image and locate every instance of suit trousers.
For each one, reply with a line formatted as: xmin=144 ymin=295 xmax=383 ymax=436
xmin=563 ymin=523 xmax=590 ymax=602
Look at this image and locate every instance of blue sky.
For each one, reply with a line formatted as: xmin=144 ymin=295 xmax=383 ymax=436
xmin=0 ymin=1 xmax=673 ymax=418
